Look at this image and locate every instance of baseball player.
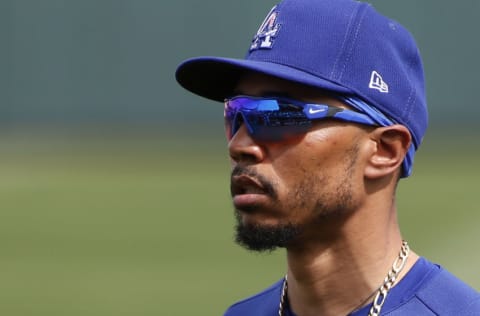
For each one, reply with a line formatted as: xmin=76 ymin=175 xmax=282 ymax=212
xmin=175 ymin=0 xmax=480 ymax=315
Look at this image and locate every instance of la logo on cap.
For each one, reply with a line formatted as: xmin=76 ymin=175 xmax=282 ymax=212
xmin=250 ymin=6 xmax=280 ymax=51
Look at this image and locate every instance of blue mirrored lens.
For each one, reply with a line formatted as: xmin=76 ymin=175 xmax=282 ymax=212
xmin=225 ymin=97 xmax=310 ymax=141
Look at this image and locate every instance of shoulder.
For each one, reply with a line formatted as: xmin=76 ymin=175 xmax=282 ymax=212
xmin=386 ymin=259 xmax=480 ymax=315
xmin=223 ymin=279 xmax=284 ymax=316
xmin=415 ymin=267 xmax=480 ymax=315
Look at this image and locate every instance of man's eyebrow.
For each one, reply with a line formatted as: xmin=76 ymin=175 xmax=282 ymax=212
xmin=262 ymin=91 xmax=293 ymax=99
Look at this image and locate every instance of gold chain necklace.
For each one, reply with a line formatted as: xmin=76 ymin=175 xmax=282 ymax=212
xmin=278 ymin=241 xmax=410 ymax=316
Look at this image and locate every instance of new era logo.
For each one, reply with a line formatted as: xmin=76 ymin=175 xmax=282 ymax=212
xmin=369 ymin=71 xmax=389 ymax=93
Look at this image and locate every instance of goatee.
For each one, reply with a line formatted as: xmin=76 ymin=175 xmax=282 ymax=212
xmin=234 ymin=211 xmax=301 ymax=252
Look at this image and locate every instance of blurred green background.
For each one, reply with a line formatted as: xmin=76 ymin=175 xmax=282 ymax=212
xmin=1 ymin=1 xmax=479 ymax=315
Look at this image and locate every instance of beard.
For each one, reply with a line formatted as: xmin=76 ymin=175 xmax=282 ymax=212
xmin=232 ymin=144 xmax=358 ymax=252
xmin=234 ymin=212 xmax=301 ymax=252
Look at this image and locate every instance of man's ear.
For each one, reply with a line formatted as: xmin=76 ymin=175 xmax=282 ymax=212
xmin=364 ymin=125 xmax=412 ymax=179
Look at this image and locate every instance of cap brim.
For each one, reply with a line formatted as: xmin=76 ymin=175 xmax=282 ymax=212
xmin=175 ymin=56 xmax=353 ymax=102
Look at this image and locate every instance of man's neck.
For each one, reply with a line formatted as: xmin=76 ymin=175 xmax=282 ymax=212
xmin=284 ymin=207 xmax=419 ymax=316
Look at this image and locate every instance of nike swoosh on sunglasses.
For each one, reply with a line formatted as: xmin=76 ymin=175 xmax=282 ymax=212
xmin=224 ymin=95 xmax=378 ymax=142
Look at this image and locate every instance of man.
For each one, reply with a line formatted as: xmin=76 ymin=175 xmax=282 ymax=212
xmin=175 ymin=0 xmax=480 ymax=315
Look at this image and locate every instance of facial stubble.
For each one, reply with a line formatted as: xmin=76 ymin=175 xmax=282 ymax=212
xmin=233 ymin=144 xmax=359 ymax=252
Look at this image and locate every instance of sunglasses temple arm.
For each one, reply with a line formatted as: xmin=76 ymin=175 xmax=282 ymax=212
xmin=333 ymin=111 xmax=378 ymax=126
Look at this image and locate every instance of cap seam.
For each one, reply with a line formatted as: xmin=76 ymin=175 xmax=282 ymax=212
xmin=329 ymin=3 xmax=359 ymax=80
xmin=337 ymin=3 xmax=369 ymax=81
xmin=403 ymin=54 xmax=419 ymax=146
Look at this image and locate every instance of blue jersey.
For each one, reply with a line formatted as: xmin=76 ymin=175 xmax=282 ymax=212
xmin=224 ymin=258 xmax=480 ymax=315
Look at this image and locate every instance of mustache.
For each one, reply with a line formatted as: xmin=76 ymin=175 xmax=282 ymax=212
xmin=230 ymin=166 xmax=277 ymax=199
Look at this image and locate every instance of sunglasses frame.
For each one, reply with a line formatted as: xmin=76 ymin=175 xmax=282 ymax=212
xmin=224 ymin=95 xmax=378 ymax=142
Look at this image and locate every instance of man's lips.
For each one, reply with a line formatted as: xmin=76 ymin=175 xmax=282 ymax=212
xmin=231 ymin=175 xmax=270 ymax=208
xmin=231 ymin=175 xmax=266 ymax=196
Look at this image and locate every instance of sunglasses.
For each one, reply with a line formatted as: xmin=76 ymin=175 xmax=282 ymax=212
xmin=224 ymin=95 xmax=378 ymax=142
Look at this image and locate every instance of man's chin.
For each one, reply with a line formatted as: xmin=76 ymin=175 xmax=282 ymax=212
xmin=234 ymin=220 xmax=301 ymax=252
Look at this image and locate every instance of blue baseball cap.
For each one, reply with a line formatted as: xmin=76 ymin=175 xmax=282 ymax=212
xmin=176 ymin=0 xmax=428 ymax=177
